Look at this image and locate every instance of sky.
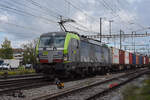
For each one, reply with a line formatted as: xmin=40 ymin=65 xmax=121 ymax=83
xmin=0 ymin=0 xmax=150 ymax=53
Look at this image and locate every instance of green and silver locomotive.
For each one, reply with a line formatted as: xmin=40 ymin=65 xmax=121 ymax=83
xmin=36 ymin=31 xmax=111 ymax=78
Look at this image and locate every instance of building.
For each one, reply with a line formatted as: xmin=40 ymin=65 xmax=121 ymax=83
xmin=13 ymin=48 xmax=24 ymax=61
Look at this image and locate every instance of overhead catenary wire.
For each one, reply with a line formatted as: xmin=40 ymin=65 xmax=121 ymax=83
xmin=0 ymin=0 xmax=92 ymax=34
xmin=63 ymin=0 xmax=98 ymax=21
xmin=24 ymin=0 xmax=61 ymax=19
xmin=8 ymin=0 xmax=117 ymax=35
xmin=95 ymin=0 xmax=140 ymax=33
xmin=115 ymin=0 xmax=145 ymax=29
xmin=64 ymin=0 xmax=132 ymax=33
xmin=99 ymin=0 xmax=131 ymax=31
xmin=0 ymin=0 xmax=146 ymax=37
xmin=0 ymin=3 xmax=57 ymax=24
xmin=28 ymin=0 xmax=92 ymax=32
xmin=0 ymin=20 xmax=42 ymax=32
xmin=0 ymin=1 xmax=92 ymax=37
xmin=0 ymin=0 xmax=147 ymax=38
xmin=0 ymin=30 xmax=38 ymax=36
xmin=5 ymin=0 xmax=59 ymax=19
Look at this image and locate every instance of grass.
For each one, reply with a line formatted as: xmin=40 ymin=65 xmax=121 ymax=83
xmin=0 ymin=66 xmax=35 ymax=76
xmin=122 ymin=76 xmax=150 ymax=100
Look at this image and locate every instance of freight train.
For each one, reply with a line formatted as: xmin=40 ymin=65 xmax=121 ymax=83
xmin=35 ymin=31 xmax=150 ymax=78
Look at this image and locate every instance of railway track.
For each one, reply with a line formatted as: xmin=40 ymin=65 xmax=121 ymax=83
xmin=32 ymin=68 xmax=149 ymax=100
xmin=0 ymin=73 xmax=43 ymax=79
xmin=0 ymin=74 xmax=52 ymax=95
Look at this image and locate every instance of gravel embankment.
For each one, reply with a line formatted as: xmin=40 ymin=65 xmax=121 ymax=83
xmin=95 ymin=74 xmax=148 ymax=100
xmin=0 ymin=73 xmax=125 ymax=100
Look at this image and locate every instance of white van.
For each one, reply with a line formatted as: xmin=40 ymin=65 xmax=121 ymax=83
xmin=1 ymin=63 xmax=11 ymax=69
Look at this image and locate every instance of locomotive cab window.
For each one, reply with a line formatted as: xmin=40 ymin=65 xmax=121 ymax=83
xmin=39 ymin=35 xmax=65 ymax=48
xmin=39 ymin=37 xmax=52 ymax=48
xmin=53 ymin=36 xmax=65 ymax=48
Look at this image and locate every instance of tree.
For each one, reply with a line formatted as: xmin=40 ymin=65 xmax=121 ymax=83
xmin=0 ymin=38 xmax=13 ymax=59
xmin=0 ymin=49 xmax=2 ymax=58
xmin=22 ymin=39 xmax=39 ymax=67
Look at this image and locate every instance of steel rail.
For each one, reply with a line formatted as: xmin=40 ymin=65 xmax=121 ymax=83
xmin=32 ymin=68 xmax=148 ymax=100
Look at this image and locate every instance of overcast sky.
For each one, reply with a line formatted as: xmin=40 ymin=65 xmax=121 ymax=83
xmin=0 ymin=0 xmax=150 ymax=53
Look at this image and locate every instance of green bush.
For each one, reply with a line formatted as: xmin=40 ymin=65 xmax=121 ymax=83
xmin=122 ymin=76 xmax=150 ymax=100
xmin=0 ymin=68 xmax=35 ymax=76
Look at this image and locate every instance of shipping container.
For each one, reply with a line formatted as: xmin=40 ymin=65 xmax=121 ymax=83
xmin=141 ymin=56 xmax=144 ymax=64
xmin=111 ymin=47 xmax=119 ymax=64
xmin=145 ymin=56 xmax=146 ymax=64
xmin=139 ymin=55 xmax=143 ymax=64
xmin=119 ymin=50 xmax=125 ymax=64
xmin=143 ymin=56 xmax=145 ymax=64
xmin=132 ymin=54 xmax=136 ymax=64
xmin=129 ymin=53 xmax=133 ymax=64
xmin=136 ymin=54 xmax=139 ymax=64
xmin=125 ymin=51 xmax=129 ymax=64
xmin=146 ymin=57 xmax=149 ymax=64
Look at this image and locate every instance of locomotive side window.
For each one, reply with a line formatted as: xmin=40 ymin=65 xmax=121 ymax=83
xmin=77 ymin=40 xmax=79 ymax=48
xmin=72 ymin=39 xmax=79 ymax=49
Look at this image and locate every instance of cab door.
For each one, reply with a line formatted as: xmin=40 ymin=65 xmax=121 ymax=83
xmin=68 ymin=39 xmax=80 ymax=62
xmin=75 ymin=40 xmax=80 ymax=62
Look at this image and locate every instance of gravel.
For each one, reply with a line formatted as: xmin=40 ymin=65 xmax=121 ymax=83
xmin=0 ymin=73 xmax=125 ymax=100
xmin=56 ymin=78 xmax=121 ymax=100
xmin=95 ymin=74 xmax=149 ymax=100
xmin=55 ymin=71 xmax=146 ymax=100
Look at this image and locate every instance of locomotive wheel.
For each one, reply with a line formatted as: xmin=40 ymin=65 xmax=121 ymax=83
xmin=35 ymin=68 xmax=42 ymax=73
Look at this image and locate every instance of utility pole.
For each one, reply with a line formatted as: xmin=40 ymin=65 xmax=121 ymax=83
xmin=148 ymin=44 xmax=150 ymax=56
xmin=134 ymin=32 xmax=136 ymax=53
xmin=132 ymin=31 xmax=133 ymax=53
xmin=100 ymin=18 xmax=102 ymax=42
xmin=109 ymin=20 xmax=113 ymax=36
xmin=120 ymin=29 xmax=122 ymax=49
xmin=109 ymin=20 xmax=113 ymax=46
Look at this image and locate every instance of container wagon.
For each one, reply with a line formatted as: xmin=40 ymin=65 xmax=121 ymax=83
xmin=125 ymin=51 xmax=130 ymax=69
xmin=110 ymin=47 xmax=119 ymax=71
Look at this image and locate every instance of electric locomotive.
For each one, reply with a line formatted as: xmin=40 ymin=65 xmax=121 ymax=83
xmin=36 ymin=31 xmax=110 ymax=78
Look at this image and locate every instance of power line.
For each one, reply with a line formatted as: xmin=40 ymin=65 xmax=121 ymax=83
xmin=86 ymin=32 xmax=150 ymax=38
xmin=8 ymin=0 xmax=59 ymax=19
xmin=0 ymin=30 xmax=37 ymax=36
xmin=25 ymin=0 xmax=90 ymax=31
xmin=63 ymin=0 xmax=98 ymax=21
xmin=97 ymin=0 xmax=135 ymax=31
xmin=0 ymin=0 xmax=146 ymax=38
xmin=116 ymin=0 xmax=145 ymax=29
xmin=67 ymin=23 xmax=92 ymax=33
xmin=0 ymin=20 xmax=41 ymax=32
xmin=25 ymin=0 xmax=61 ymax=18
xmin=0 ymin=3 xmax=57 ymax=24
xmin=62 ymin=0 xmax=114 ymax=33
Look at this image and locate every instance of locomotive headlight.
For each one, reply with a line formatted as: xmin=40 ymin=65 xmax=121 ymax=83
xmin=36 ymin=57 xmax=39 ymax=61
xmin=64 ymin=57 xmax=67 ymax=61
xmin=63 ymin=54 xmax=68 ymax=61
